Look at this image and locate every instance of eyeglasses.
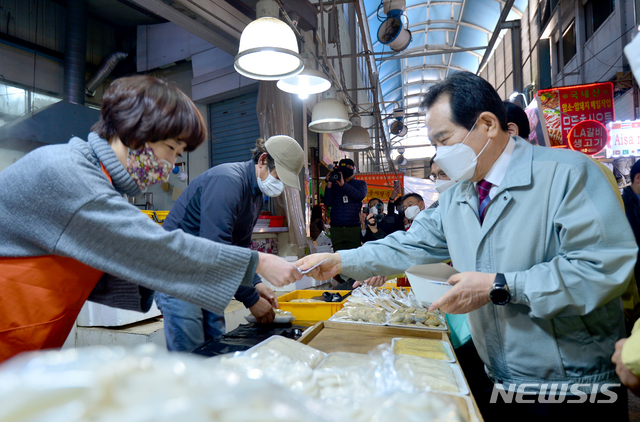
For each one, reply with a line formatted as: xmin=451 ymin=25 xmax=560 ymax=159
xmin=400 ymin=202 xmax=418 ymax=212
xmin=428 ymin=172 xmax=448 ymax=182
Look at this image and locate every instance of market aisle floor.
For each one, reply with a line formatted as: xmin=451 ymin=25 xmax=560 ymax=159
xmin=630 ymin=390 xmax=640 ymax=421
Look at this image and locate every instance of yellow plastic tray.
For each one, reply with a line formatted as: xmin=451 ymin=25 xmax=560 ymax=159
xmin=278 ymin=290 xmax=351 ymax=323
xmin=141 ymin=210 xmax=170 ymax=224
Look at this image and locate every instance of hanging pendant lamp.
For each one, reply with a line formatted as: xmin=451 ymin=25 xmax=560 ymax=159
xmin=340 ymin=116 xmax=372 ymax=151
xmin=308 ymin=91 xmax=352 ymax=133
xmin=234 ymin=0 xmax=304 ymax=81
xmin=277 ymin=59 xmax=331 ymax=99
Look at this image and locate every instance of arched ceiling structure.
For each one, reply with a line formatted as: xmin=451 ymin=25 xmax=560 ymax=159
xmin=362 ymin=0 xmax=528 ymax=159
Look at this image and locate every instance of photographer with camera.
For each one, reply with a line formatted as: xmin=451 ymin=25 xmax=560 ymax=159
xmin=324 ymin=158 xmax=367 ymax=288
xmin=360 ymin=195 xmax=404 ymax=243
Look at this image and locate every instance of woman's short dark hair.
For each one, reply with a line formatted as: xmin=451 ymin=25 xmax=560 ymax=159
xmin=251 ymin=138 xmax=276 ymax=171
xmin=503 ymin=101 xmax=531 ymax=140
xmin=420 ymin=72 xmax=508 ymax=132
xmin=92 ymin=75 xmax=206 ymax=152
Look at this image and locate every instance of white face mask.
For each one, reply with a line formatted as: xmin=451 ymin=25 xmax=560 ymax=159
xmin=434 ymin=119 xmax=491 ymax=181
xmin=258 ymin=173 xmax=284 ymax=197
xmin=435 ymin=179 xmax=456 ymax=194
xmin=404 ymin=205 xmax=421 ymax=221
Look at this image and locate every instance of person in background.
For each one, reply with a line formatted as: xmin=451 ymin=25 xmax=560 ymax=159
xmin=0 ymin=76 xmax=302 ymax=363
xmin=360 ymin=195 xmax=404 ymax=243
xmin=503 ymin=101 xmax=531 ymax=140
xmin=613 ymin=319 xmax=640 ymax=397
xmin=622 ymin=161 xmax=640 ymax=284
xmin=156 ymin=136 xmax=304 ymax=352
xmin=298 ymin=71 xmax=636 ymax=420
xmin=399 ymin=193 xmax=425 ymax=230
xmin=324 ymin=158 xmax=367 ymax=289
xmin=428 ymin=155 xmax=457 ymax=209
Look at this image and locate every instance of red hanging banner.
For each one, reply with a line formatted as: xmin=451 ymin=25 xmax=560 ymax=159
xmin=355 ymin=173 xmax=404 ymax=203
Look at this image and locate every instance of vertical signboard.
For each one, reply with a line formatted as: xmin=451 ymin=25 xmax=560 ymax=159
xmin=321 ymin=133 xmax=345 ymax=166
xmin=537 ymin=82 xmax=615 ymax=148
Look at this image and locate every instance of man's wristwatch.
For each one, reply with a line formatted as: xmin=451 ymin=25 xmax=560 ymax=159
xmin=490 ymin=273 xmax=511 ymax=305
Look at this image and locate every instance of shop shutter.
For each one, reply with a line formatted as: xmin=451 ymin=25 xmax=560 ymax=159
xmin=208 ymin=90 xmax=260 ymax=167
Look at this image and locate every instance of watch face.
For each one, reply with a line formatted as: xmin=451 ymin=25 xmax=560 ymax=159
xmin=490 ymin=288 xmax=511 ymax=305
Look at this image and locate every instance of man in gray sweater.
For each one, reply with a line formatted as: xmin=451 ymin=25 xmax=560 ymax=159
xmin=0 ymin=75 xmax=301 ymax=362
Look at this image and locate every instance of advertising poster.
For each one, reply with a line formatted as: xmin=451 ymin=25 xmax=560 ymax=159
xmin=606 ymin=120 xmax=640 ymax=157
xmin=524 ymin=96 xmax=548 ymax=147
xmin=355 ymin=173 xmax=404 ymax=204
xmin=537 ymin=82 xmax=615 ymax=148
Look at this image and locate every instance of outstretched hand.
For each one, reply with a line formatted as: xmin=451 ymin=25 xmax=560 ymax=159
xmin=256 ymin=253 xmax=303 ymax=287
xmin=294 ymin=253 xmax=343 ymax=281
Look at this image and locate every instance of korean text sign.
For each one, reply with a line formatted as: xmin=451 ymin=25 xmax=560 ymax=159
xmin=355 ymin=173 xmax=404 ymax=204
xmin=567 ymin=120 xmax=608 ymax=155
xmin=537 ymin=82 xmax=615 ymax=149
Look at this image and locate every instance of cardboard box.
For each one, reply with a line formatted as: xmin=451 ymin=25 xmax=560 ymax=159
xmin=406 ymin=263 xmax=458 ymax=305
xmin=76 ymin=301 xmax=162 ymax=327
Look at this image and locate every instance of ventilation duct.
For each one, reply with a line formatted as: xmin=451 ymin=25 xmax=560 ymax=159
xmin=0 ymin=0 xmax=100 ymax=149
xmin=85 ymin=52 xmax=128 ymax=97
xmin=64 ymin=0 xmax=88 ymax=105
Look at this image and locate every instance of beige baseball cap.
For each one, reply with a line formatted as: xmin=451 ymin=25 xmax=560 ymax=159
xmin=265 ymin=135 xmax=304 ymax=190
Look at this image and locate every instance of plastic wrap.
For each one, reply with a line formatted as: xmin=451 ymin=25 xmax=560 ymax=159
xmin=312 ymin=352 xmax=381 ymax=401
xmin=256 ymin=81 xmax=307 ymax=250
xmin=393 ymin=355 xmax=469 ymax=395
xmin=0 ymin=340 xmax=476 ymax=422
xmin=245 ymin=335 xmax=326 ymax=368
xmin=329 ymin=287 xmax=447 ymax=330
xmin=391 ymin=338 xmax=455 ymax=362
xmin=0 ymin=345 xmax=337 ymax=422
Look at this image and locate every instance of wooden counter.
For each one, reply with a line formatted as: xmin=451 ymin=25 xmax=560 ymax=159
xmin=298 ymin=321 xmax=484 ymax=421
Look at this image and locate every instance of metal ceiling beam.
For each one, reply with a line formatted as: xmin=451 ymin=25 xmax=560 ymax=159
xmin=445 ymin=0 xmax=467 ymax=77
xmin=171 ymin=0 xmax=250 ymax=39
xmin=476 ymin=0 xmax=516 ymax=74
xmin=327 ymin=44 xmax=486 ymax=59
xmin=129 ymin=0 xmax=242 ymax=55
xmin=408 ymin=19 xmax=492 ymax=34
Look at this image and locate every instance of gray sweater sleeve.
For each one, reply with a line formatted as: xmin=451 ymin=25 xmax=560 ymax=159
xmin=55 ymin=192 xmax=257 ymax=315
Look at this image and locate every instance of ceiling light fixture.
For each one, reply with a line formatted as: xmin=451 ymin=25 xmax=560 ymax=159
xmin=277 ymin=58 xmax=331 ymax=100
xmin=234 ymin=0 xmax=304 ymax=81
xmin=308 ymin=91 xmax=352 ymax=133
xmin=340 ymin=116 xmax=372 ymax=151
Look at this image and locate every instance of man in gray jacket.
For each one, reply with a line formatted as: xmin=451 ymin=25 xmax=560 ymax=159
xmin=298 ymin=72 xmax=636 ymax=420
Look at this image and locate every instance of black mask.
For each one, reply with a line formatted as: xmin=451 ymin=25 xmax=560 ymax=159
xmin=339 ymin=167 xmax=354 ymax=178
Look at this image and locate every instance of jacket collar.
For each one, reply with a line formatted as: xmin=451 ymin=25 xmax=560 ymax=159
xmin=245 ymin=159 xmax=262 ymax=196
xmin=83 ymin=132 xmax=143 ymax=197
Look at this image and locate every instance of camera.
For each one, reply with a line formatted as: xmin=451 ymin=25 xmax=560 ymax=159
xmin=328 ymin=170 xmax=342 ymax=183
xmin=363 ymin=203 xmax=384 ymax=225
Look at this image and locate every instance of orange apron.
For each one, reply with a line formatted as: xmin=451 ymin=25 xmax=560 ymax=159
xmin=0 ymin=164 xmax=112 ymax=363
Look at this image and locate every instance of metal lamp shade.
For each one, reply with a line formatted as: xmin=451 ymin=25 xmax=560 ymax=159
xmin=309 ymin=98 xmax=352 ymax=133
xmin=234 ymin=17 xmax=304 ymax=81
xmin=277 ymin=68 xmax=331 ymax=99
xmin=340 ymin=116 xmax=372 ymax=151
